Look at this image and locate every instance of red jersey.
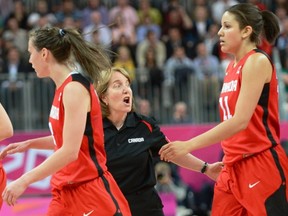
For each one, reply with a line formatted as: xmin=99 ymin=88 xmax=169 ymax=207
xmin=49 ymin=73 xmax=107 ymax=189
xmin=219 ymin=49 xmax=280 ymax=164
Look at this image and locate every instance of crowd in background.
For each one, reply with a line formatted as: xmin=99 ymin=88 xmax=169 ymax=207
xmin=1 ymin=0 xmax=288 ymax=126
xmin=1 ymin=1 xmax=288 ymax=215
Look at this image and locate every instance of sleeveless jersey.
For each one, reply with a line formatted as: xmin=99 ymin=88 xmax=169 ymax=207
xmin=219 ymin=49 xmax=280 ymax=164
xmin=49 ymin=72 xmax=107 ymax=189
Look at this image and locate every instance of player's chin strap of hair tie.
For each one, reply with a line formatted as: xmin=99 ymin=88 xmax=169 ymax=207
xmin=59 ymin=29 xmax=66 ymax=37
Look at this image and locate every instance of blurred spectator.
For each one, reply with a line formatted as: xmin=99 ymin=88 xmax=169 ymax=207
xmin=5 ymin=0 xmax=29 ymax=30
xmin=27 ymin=0 xmax=57 ymax=29
xmin=163 ymin=45 xmax=195 ymax=102
xmin=0 ymin=0 xmax=14 ymax=23
xmin=82 ymin=10 xmax=112 ymax=47
xmin=0 ymin=35 xmax=4 ymax=72
xmin=193 ymin=42 xmax=222 ymax=80
xmin=62 ymin=16 xmax=77 ymax=28
xmin=188 ymin=5 xmax=213 ymax=48
xmin=155 ymin=161 xmax=186 ymax=197
xmin=137 ymin=0 xmax=162 ymax=26
xmin=136 ymin=46 xmax=164 ymax=104
xmin=110 ymin=12 xmax=137 ymax=46
xmin=136 ymin=98 xmax=152 ymax=117
xmin=55 ymin=0 xmax=82 ymax=29
xmin=1 ymin=46 xmax=31 ymax=78
xmin=136 ymin=29 xmax=166 ymax=68
xmin=282 ymin=67 xmax=288 ymax=105
xmin=145 ymin=47 xmax=163 ymax=89
xmin=32 ymin=13 xmax=54 ymax=29
xmin=273 ymin=0 xmax=288 ymax=14
xmin=211 ymin=0 xmax=239 ymax=24
xmin=204 ymin=23 xmax=220 ymax=56
xmin=1 ymin=46 xmax=32 ymax=116
xmin=2 ymin=16 xmax=28 ymax=55
xmin=275 ymin=6 xmax=288 ymax=33
xmin=161 ymin=0 xmax=185 ymax=15
xmin=193 ymin=0 xmax=210 ymax=7
xmin=165 ymin=27 xmax=195 ymax=59
xmin=109 ymin=0 xmax=139 ymax=31
xmin=87 ymin=28 xmax=106 ymax=47
xmin=193 ymin=42 xmax=221 ymax=122
xmin=110 ymin=33 xmax=136 ymax=64
xmin=171 ymin=101 xmax=192 ymax=124
xmin=277 ymin=17 xmax=288 ymax=69
xmin=113 ymin=46 xmax=136 ymax=81
xmin=136 ymin=15 xmax=161 ymax=43
xmin=248 ymin=0 xmax=267 ymax=10
xmin=154 ymin=161 xmax=189 ymax=216
xmin=81 ymin=0 xmax=109 ymax=28
xmin=1 ymin=32 xmax=15 ymax=56
xmin=161 ymin=4 xmax=192 ymax=42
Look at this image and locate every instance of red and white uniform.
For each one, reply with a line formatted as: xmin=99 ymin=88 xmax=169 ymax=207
xmin=0 ymin=163 xmax=6 ymax=209
xmin=219 ymin=49 xmax=280 ymax=165
xmin=47 ymin=72 xmax=130 ymax=216
xmin=212 ymin=49 xmax=288 ymax=216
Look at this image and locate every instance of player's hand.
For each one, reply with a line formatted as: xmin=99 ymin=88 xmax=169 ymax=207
xmin=159 ymin=141 xmax=190 ymax=161
xmin=205 ymin=161 xmax=224 ymax=181
xmin=2 ymin=178 xmax=28 ymax=206
xmin=0 ymin=141 xmax=30 ymax=160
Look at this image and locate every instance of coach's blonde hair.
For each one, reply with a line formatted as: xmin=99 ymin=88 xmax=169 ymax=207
xmin=97 ymin=67 xmax=135 ymax=118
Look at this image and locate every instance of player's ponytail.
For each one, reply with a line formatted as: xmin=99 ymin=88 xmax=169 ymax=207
xmin=29 ymin=27 xmax=111 ymax=86
xmin=226 ymin=3 xmax=280 ymax=45
xmin=261 ymin=10 xmax=280 ymax=44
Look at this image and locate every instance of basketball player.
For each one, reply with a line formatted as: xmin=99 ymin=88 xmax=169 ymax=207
xmin=0 ymin=27 xmax=131 ymax=216
xmin=0 ymin=103 xmax=13 ymax=208
xmin=160 ymin=3 xmax=288 ymax=215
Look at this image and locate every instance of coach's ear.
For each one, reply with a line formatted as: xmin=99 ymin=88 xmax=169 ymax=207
xmin=101 ymin=95 xmax=108 ymax=106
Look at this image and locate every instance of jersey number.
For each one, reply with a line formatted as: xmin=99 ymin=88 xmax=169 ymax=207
xmin=219 ymin=96 xmax=232 ymax=120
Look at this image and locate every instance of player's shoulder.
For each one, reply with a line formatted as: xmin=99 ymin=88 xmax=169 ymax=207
xmin=249 ymin=49 xmax=271 ymax=63
xmin=245 ymin=49 xmax=272 ymax=69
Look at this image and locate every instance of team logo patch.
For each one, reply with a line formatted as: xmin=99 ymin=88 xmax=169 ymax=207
xmin=128 ymin=137 xmax=144 ymax=143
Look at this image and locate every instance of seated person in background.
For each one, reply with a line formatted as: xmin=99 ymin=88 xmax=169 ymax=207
xmin=193 ymin=41 xmax=222 ymax=122
xmin=163 ymin=45 xmax=195 ymax=103
xmin=1 ymin=46 xmax=32 ymax=115
xmin=1 ymin=46 xmax=32 ymax=90
xmin=155 ymin=161 xmax=187 ymax=203
xmin=171 ymin=101 xmax=192 ymax=124
xmin=136 ymin=97 xmax=152 ymax=117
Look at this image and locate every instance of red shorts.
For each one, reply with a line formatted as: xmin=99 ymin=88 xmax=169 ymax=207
xmin=212 ymin=145 xmax=288 ymax=216
xmin=47 ymin=171 xmax=131 ymax=216
xmin=0 ymin=167 xmax=6 ymax=209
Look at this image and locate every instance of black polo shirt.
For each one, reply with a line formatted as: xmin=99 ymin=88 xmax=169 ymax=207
xmin=103 ymin=112 xmax=168 ymax=195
